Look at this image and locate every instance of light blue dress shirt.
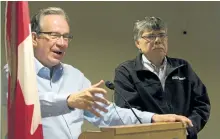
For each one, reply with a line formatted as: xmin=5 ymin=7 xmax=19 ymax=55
xmin=3 ymin=58 xmax=154 ymax=139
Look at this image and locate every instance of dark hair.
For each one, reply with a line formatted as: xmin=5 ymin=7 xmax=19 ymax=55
xmin=133 ymin=16 xmax=167 ymax=41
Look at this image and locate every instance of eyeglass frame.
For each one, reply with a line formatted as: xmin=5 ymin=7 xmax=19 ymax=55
xmin=37 ymin=31 xmax=73 ymax=43
xmin=141 ymin=33 xmax=168 ymax=41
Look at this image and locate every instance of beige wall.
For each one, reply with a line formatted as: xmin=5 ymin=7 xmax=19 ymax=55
xmin=1 ymin=1 xmax=219 ymax=139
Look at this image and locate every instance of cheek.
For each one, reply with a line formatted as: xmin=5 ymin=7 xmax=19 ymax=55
xmin=35 ymin=44 xmax=51 ymax=58
xmin=164 ymin=42 xmax=168 ymax=51
xmin=146 ymin=43 xmax=154 ymax=50
xmin=141 ymin=43 xmax=152 ymax=54
xmin=39 ymin=41 xmax=54 ymax=53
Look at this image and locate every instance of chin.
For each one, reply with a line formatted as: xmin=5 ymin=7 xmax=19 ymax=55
xmin=50 ymin=59 xmax=61 ymax=66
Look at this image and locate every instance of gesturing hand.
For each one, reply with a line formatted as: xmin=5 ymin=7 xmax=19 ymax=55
xmin=67 ymin=80 xmax=110 ymax=117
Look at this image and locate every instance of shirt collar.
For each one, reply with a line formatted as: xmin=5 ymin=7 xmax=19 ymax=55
xmin=34 ymin=57 xmax=45 ymax=75
xmin=142 ymin=54 xmax=167 ymax=70
xmin=34 ymin=57 xmax=64 ymax=81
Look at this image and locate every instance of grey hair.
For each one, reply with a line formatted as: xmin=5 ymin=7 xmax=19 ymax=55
xmin=31 ymin=7 xmax=69 ymax=33
xmin=133 ymin=16 xmax=167 ymax=41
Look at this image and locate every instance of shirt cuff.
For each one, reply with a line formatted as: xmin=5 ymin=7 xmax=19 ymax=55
xmin=55 ymin=93 xmax=74 ymax=112
xmin=139 ymin=112 xmax=155 ymax=124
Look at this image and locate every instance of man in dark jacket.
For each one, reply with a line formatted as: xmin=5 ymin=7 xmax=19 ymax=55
xmin=114 ymin=16 xmax=210 ymax=139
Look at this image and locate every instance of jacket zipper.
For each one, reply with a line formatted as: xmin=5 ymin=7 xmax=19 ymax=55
xmin=164 ymin=64 xmax=185 ymax=113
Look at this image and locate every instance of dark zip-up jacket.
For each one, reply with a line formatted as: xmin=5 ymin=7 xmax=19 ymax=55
xmin=114 ymin=53 xmax=210 ymax=139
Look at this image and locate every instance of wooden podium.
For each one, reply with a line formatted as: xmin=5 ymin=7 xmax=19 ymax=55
xmin=79 ymin=122 xmax=187 ymax=139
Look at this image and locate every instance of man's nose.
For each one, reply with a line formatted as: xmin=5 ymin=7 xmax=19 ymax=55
xmin=56 ymin=36 xmax=68 ymax=47
xmin=154 ymin=37 xmax=162 ymax=45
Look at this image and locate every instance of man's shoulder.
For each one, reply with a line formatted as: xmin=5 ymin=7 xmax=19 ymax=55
xmin=62 ymin=63 xmax=84 ymax=75
xmin=116 ymin=58 xmax=136 ymax=69
xmin=167 ymin=57 xmax=196 ymax=75
xmin=62 ymin=63 xmax=90 ymax=86
xmin=167 ymin=56 xmax=190 ymax=66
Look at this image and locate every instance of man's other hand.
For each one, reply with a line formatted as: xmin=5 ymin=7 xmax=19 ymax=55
xmin=152 ymin=114 xmax=193 ymax=127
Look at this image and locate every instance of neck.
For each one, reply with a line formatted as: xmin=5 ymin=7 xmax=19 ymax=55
xmin=145 ymin=54 xmax=165 ymax=68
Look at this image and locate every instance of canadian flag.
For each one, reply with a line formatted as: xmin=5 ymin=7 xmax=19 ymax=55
xmin=5 ymin=1 xmax=43 ymax=139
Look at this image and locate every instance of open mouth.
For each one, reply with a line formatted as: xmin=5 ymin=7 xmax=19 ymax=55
xmin=53 ymin=51 xmax=63 ymax=55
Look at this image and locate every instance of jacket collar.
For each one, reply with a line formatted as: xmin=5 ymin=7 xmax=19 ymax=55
xmin=134 ymin=53 xmax=144 ymax=71
xmin=134 ymin=53 xmax=185 ymax=72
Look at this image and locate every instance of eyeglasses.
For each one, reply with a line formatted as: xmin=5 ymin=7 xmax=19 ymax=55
xmin=141 ymin=33 xmax=167 ymax=41
xmin=38 ymin=32 xmax=73 ymax=42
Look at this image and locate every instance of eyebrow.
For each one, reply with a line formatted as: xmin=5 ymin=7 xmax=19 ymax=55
xmin=50 ymin=32 xmax=71 ymax=34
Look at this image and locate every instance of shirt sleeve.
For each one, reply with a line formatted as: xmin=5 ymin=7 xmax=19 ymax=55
xmin=39 ymin=91 xmax=72 ymax=118
xmin=84 ymin=101 xmax=155 ymax=126
xmin=3 ymin=64 xmax=72 ymax=118
xmin=39 ymin=72 xmax=92 ymax=118
xmin=82 ymin=75 xmax=155 ymax=126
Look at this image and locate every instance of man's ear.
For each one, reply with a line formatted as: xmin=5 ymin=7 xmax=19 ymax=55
xmin=135 ymin=40 xmax=140 ymax=49
xmin=32 ymin=32 xmax=38 ymax=47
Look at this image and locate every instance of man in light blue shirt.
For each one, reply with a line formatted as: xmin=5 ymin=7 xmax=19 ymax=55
xmin=3 ymin=7 xmax=193 ymax=139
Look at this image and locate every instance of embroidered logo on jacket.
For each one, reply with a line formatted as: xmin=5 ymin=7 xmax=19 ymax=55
xmin=172 ymin=76 xmax=186 ymax=80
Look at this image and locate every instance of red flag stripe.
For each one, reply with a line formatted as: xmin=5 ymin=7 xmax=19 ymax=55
xmin=6 ymin=2 xmax=43 ymax=139
xmin=16 ymin=2 xmax=30 ymax=46
xmin=6 ymin=2 xmax=30 ymax=46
